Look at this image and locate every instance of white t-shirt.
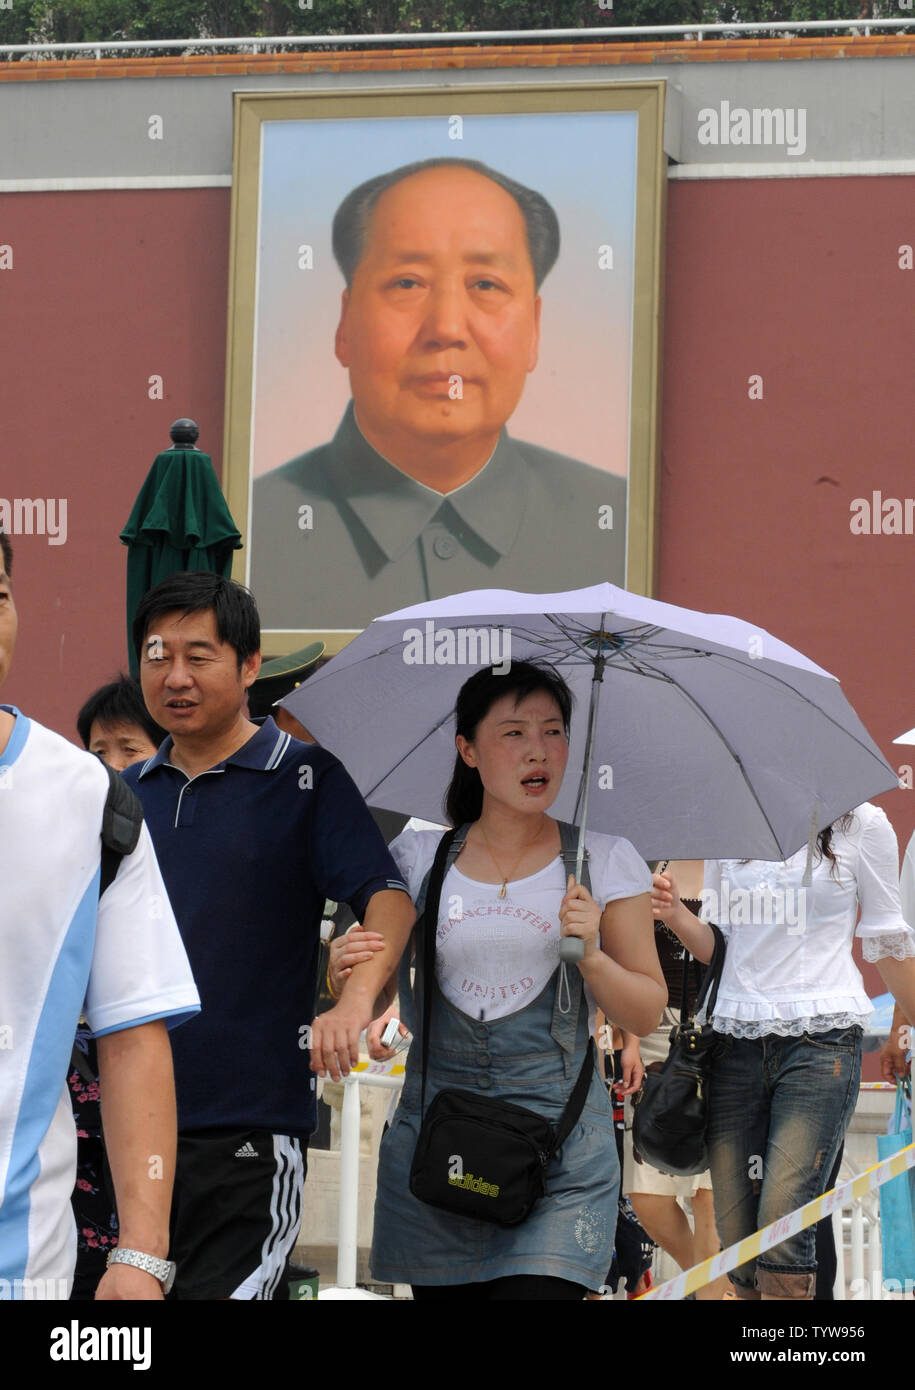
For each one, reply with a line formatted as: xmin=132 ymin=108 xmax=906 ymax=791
xmin=0 ymin=709 xmax=200 ymax=1298
xmin=700 ymin=802 xmax=915 ymax=1038
xmin=390 ymin=824 xmax=652 ymax=1024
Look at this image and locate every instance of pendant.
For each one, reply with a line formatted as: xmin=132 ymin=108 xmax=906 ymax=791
xmin=499 ymin=881 xmax=507 ymax=899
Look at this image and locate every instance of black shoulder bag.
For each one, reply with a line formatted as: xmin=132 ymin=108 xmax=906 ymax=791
xmin=409 ymin=823 xmax=595 ymax=1227
xmin=631 ymin=919 xmax=726 ymax=1177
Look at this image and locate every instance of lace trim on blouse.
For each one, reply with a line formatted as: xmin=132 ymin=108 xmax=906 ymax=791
xmin=713 ymin=1011 xmax=870 ymax=1039
xmin=861 ymin=932 xmax=915 ymax=962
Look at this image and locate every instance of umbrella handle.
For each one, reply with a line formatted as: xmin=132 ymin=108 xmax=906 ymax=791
xmin=559 ymin=936 xmax=586 ymax=964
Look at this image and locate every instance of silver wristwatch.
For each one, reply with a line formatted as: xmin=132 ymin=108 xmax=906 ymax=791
xmin=106 ymin=1247 xmax=176 ymax=1293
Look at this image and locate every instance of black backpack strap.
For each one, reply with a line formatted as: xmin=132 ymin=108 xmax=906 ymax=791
xmin=69 ymin=1041 xmax=96 ymax=1087
xmin=417 ymin=825 xmax=469 ymax=1117
xmin=99 ymin=764 xmax=144 ymax=897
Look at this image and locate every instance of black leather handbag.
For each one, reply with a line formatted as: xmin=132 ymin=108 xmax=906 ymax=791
xmin=408 ymin=825 xmax=595 ymax=1227
xmin=631 ymin=920 xmax=726 ymax=1177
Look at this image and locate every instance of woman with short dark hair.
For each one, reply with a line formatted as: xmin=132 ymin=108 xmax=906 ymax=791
xmin=76 ymin=675 xmax=165 ymax=770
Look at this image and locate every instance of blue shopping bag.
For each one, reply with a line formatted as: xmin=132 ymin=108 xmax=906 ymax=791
xmin=877 ymin=1080 xmax=915 ymax=1285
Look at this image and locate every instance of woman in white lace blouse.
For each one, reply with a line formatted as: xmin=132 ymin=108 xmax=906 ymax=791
xmin=652 ymin=802 xmax=915 ymax=1302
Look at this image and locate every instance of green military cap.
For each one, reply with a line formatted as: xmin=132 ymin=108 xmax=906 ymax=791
xmin=249 ymin=641 xmax=325 ymax=720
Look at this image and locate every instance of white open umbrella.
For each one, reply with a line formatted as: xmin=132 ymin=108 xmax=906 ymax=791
xmin=283 ymin=583 xmax=898 ymax=866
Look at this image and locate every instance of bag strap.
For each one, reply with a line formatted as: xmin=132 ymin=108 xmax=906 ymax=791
xmin=99 ymin=764 xmax=144 ymax=897
xmin=69 ymin=1041 xmax=96 ymax=1087
xmin=74 ymin=767 xmax=144 ymax=1110
xmin=678 ymin=949 xmax=693 ymax=1020
xmin=418 ymin=825 xmax=467 ymax=1118
xmin=549 ymin=1038 xmax=596 ymax=1157
xmin=417 ymin=820 xmax=595 ymax=1138
xmin=693 ymin=922 xmax=726 ymax=1021
xmin=556 ymin=820 xmax=591 ymax=894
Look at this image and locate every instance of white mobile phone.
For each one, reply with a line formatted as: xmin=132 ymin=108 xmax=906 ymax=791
xmin=381 ymin=1018 xmax=402 ymax=1049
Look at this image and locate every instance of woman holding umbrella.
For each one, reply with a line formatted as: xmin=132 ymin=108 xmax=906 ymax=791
xmin=314 ymin=660 xmax=665 ymax=1300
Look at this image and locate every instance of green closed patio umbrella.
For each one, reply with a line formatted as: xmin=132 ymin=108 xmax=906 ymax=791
xmin=121 ymin=419 xmax=242 ymax=674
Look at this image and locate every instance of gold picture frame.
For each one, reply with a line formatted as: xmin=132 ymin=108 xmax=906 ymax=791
xmin=223 ymin=79 xmax=666 ymax=657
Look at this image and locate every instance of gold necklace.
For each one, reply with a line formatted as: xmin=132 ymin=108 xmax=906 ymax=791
xmin=477 ymin=820 xmax=545 ymax=898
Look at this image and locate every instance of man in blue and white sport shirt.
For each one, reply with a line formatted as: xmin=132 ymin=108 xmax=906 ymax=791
xmin=0 ymin=531 xmax=200 ymax=1300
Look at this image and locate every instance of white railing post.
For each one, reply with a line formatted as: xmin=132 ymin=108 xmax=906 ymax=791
xmin=332 ymin=1067 xmax=404 ymax=1296
xmin=850 ymin=1204 xmax=865 ymax=1291
xmin=831 ymin=1208 xmax=845 ymax=1298
xmin=336 ymin=1074 xmax=362 ymax=1290
xmin=867 ymin=1202 xmax=882 ymax=1298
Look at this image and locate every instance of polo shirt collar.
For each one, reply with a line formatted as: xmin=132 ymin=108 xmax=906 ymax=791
xmin=331 ymin=402 xmax=529 ymax=562
xmin=137 ymin=716 xmax=290 ymax=778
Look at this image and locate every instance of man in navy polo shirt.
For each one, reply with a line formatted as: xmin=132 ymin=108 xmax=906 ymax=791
xmin=123 ymin=572 xmax=413 ymax=1300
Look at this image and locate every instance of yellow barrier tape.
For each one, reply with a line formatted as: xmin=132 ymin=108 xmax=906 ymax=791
xmin=637 ymin=1139 xmax=915 ymax=1301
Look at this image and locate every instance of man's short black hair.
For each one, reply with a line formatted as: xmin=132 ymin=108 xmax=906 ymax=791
xmin=77 ymin=675 xmax=166 ymax=751
xmin=332 ymin=157 xmax=561 ymax=291
xmin=132 ymin=572 xmax=260 ymax=667
xmin=0 ymin=531 xmax=12 ymax=579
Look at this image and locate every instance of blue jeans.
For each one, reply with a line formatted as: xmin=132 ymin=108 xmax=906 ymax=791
xmin=707 ymin=1026 xmax=862 ymax=1298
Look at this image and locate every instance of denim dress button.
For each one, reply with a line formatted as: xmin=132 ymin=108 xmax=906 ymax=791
xmin=477 ymin=1074 xmax=493 ymax=1089
xmin=477 ymin=1052 xmax=491 ymax=1068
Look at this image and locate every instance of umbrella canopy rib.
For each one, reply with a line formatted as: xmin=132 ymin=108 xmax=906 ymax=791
xmin=360 ymin=706 xmax=455 ymax=810
xmin=629 ymin=661 xmax=784 ymax=853
xmin=703 ymin=649 xmax=893 ymax=770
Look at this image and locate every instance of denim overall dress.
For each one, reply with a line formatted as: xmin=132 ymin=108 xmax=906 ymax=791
xmin=370 ymin=824 xmax=620 ymax=1289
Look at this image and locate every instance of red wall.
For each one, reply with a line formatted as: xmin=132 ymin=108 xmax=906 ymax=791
xmin=658 ymin=175 xmax=914 ymax=859
xmin=2 ymin=176 xmax=912 ymax=864
xmin=0 ymin=187 xmax=231 ymax=737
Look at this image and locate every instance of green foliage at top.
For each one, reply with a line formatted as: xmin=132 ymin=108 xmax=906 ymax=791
xmin=0 ymin=0 xmax=909 ymax=54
